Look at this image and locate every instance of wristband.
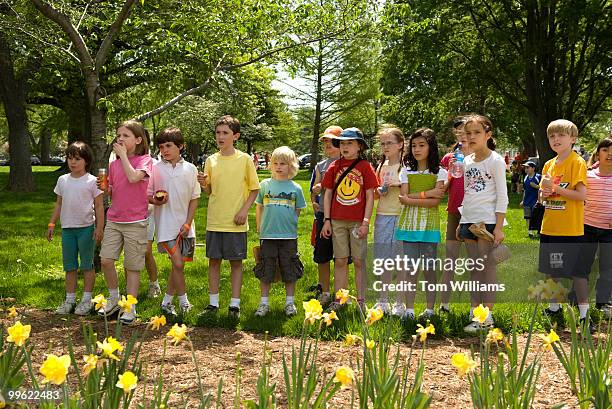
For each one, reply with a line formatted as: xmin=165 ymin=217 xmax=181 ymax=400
xmin=420 ymin=191 xmax=426 ymax=199
xmin=325 ymin=217 xmax=331 ymax=221
xmin=183 ymin=223 xmax=191 ymax=231
xmin=48 ymin=223 xmax=55 ymax=228
xmin=363 ymin=217 xmax=369 ymax=223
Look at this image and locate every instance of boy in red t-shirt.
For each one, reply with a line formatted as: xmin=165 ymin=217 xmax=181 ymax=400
xmin=321 ymin=128 xmax=378 ymax=308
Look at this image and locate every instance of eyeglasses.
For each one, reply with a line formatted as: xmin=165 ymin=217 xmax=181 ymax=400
xmin=380 ymin=141 xmax=399 ymax=147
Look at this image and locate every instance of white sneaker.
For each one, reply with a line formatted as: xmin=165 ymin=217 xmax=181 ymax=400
xmin=180 ymin=302 xmax=193 ymax=314
xmin=161 ymin=303 xmax=177 ymax=317
xmin=98 ymin=296 xmax=120 ymax=316
xmin=464 ymin=315 xmax=494 ymax=334
xmin=285 ymin=303 xmax=298 ymax=316
xmin=418 ymin=309 xmax=435 ymax=321
xmin=148 ymin=283 xmax=161 ymax=298
xmin=119 ymin=308 xmax=136 ymax=325
xmin=255 ymin=303 xmax=270 ymax=317
xmin=374 ymin=301 xmax=392 ymax=314
xmin=391 ymin=302 xmax=406 ymax=317
xmin=74 ymin=300 xmax=92 ymax=316
xmin=56 ymin=301 xmax=75 ymax=315
xmin=402 ymin=310 xmax=415 ymax=321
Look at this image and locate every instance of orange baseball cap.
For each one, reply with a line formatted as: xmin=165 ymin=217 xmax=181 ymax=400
xmin=318 ymin=125 xmax=343 ymax=141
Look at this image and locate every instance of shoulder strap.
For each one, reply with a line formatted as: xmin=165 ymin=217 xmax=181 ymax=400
xmin=332 ymin=158 xmax=362 ymax=195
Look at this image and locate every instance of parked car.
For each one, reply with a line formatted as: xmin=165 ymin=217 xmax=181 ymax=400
xmin=257 ymin=158 xmax=267 ymax=170
xmin=49 ymin=156 xmax=65 ymax=165
xmin=0 ymin=156 xmax=8 ymax=166
xmin=298 ymin=154 xmax=311 ymax=169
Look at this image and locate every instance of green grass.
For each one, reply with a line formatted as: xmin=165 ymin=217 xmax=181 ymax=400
xmin=0 ymin=166 xmax=605 ymax=340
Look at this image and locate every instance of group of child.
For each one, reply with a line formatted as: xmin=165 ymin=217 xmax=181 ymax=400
xmin=47 ymin=113 xmax=611 ymax=333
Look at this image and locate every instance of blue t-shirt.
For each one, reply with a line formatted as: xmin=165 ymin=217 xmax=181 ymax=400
xmin=523 ymin=173 xmax=541 ymax=208
xmin=256 ymin=178 xmax=307 ymax=239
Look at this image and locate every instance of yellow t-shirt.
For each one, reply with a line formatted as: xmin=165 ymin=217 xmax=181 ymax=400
xmin=375 ymin=163 xmax=402 ymax=215
xmin=540 ymin=151 xmax=587 ymax=236
xmin=204 ymin=150 xmax=260 ymax=232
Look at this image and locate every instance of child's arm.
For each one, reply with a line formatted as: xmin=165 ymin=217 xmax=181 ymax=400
xmin=93 ymin=194 xmax=104 ymax=242
xmin=311 ymin=168 xmax=322 ymax=213
xmin=197 ymin=173 xmax=211 ymax=195
xmin=113 ymin=145 xmax=148 ymax=183
xmin=545 ymin=182 xmax=587 ymax=201
xmin=398 ymin=182 xmax=442 ymax=208
xmin=493 ymin=212 xmax=506 ymax=245
xmin=47 ymin=195 xmax=62 ymax=241
xmin=235 ymin=189 xmax=259 ymax=226
xmin=256 ymin=203 xmax=263 ymax=233
xmin=321 ymin=189 xmax=333 ymax=238
xmin=180 ymin=198 xmax=199 ymax=237
xmin=357 ymin=188 xmax=374 ymax=239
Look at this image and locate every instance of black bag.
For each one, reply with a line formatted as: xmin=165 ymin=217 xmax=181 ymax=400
xmin=529 ymin=202 xmax=545 ymax=233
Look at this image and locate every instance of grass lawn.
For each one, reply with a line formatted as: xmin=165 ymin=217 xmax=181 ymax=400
xmin=0 ymin=166 xmax=605 ymax=340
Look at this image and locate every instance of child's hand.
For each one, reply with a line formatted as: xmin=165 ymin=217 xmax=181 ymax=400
xmin=493 ymin=227 xmax=505 ymax=246
xmin=321 ymin=220 xmax=332 ymax=238
xmin=398 ymin=195 xmax=409 ymax=205
xmin=312 ymin=202 xmax=321 ymax=213
xmin=426 ymin=187 xmax=445 ymax=199
xmin=540 ymin=186 xmax=553 ymax=197
xmin=376 ymin=186 xmax=388 ymax=196
xmin=311 ymin=183 xmax=322 ymax=195
xmin=179 ymin=224 xmax=190 ymax=237
xmin=47 ymin=226 xmax=54 ymax=242
xmin=197 ymin=172 xmax=208 ymax=187
xmin=234 ymin=209 xmax=248 ymax=225
xmin=357 ymin=224 xmax=369 ymax=239
xmin=519 ymin=201 xmax=524 ymax=208
xmin=94 ymin=227 xmax=103 ymax=243
xmin=113 ymin=142 xmax=127 ymax=158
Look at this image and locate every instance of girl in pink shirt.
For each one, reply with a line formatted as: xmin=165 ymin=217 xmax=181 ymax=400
xmin=98 ymin=120 xmax=153 ymax=325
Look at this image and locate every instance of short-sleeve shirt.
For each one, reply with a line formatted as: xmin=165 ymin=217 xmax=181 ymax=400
xmin=441 ymin=152 xmax=464 ymax=214
xmin=148 ymin=159 xmax=201 ymax=242
xmin=375 ymin=162 xmax=402 ymax=216
xmin=256 ymin=178 xmax=306 ymax=239
xmin=204 ymin=150 xmax=260 ymax=232
xmin=310 ymin=157 xmax=338 ymax=214
xmin=54 ymin=173 xmax=102 ymax=228
xmin=320 ymin=158 xmax=378 ymax=222
xmin=107 ymin=154 xmax=152 ymax=223
xmin=523 ymin=173 xmax=541 ymax=208
xmin=541 ymin=151 xmax=587 ymax=236
xmin=584 ymin=168 xmax=612 ymax=229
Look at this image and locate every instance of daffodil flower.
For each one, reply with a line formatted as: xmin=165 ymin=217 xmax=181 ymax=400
xmin=539 ymin=329 xmax=560 ymax=351
xmin=366 ymin=339 xmax=375 ymax=350
xmin=416 ymin=323 xmax=435 ymax=342
xmin=486 ymin=328 xmax=504 ymax=344
xmin=321 ymin=310 xmax=338 ymax=326
xmin=344 ymin=334 xmax=362 ymax=346
xmin=7 ymin=321 xmax=31 ymax=347
xmin=472 ymin=304 xmax=490 ymax=324
xmin=82 ymin=354 xmax=98 ymax=376
xmin=333 ymin=366 xmax=355 ymax=388
xmin=451 ymin=353 xmax=477 ymax=377
xmin=91 ymin=294 xmax=107 ymax=311
xmin=7 ymin=306 xmax=17 ymax=319
xmin=365 ymin=307 xmax=384 ymax=326
xmin=117 ymin=295 xmax=138 ymax=313
xmin=167 ymin=323 xmax=187 ymax=345
xmin=97 ymin=336 xmax=123 ymax=361
xmin=303 ymin=299 xmax=323 ymax=325
xmin=40 ymin=354 xmax=71 ymax=385
xmin=147 ymin=315 xmax=167 ymax=330
xmin=335 ymin=289 xmax=350 ymax=305
xmin=116 ymin=371 xmax=138 ymax=393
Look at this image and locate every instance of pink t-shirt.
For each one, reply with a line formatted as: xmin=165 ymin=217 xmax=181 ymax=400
xmin=107 ymin=154 xmax=152 ymax=223
xmin=584 ymin=168 xmax=612 ymax=229
xmin=441 ymin=153 xmax=464 ymax=214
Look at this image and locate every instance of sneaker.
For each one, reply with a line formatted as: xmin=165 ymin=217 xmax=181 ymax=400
xmin=119 ymin=309 xmax=136 ymax=325
xmin=390 ymin=302 xmax=406 ymax=317
xmin=596 ymin=303 xmax=611 ymax=319
xmin=326 ymin=301 xmax=343 ymax=313
xmin=464 ymin=315 xmax=494 ymax=334
xmin=161 ymin=303 xmax=177 ymax=317
xmin=98 ymin=297 xmax=120 ymax=317
xmin=401 ymin=310 xmax=415 ymax=322
xmin=228 ymin=306 xmax=240 ymax=319
xmin=579 ymin=317 xmax=595 ymax=334
xmin=199 ymin=304 xmax=219 ymax=317
xmin=439 ymin=305 xmax=451 ymax=314
xmin=255 ymin=303 xmax=270 ymax=317
xmin=374 ymin=301 xmax=391 ymax=314
xmin=148 ymin=283 xmax=161 ymax=298
xmin=284 ymin=303 xmax=297 ymax=316
xmin=318 ymin=293 xmax=333 ymax=306
xmin=179 ymin=302 xmax=193 ymax=314
xmin=74 ymin=300 xmax=92 ymax=316
xmin=418 ymin=309 xmax=435 ymax=321
xmin=56 ymin=301 xmax=76 ymax=315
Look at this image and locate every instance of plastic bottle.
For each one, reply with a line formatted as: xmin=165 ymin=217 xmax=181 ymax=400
xmin=450 ymin=144 xmax=465 ymax=178
xmin=379 ymin=172 xmax=390 ymax=194
xmin=98 ymin=168 xmax=108 ymax=191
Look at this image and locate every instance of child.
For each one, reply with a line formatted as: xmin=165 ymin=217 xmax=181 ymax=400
xmin=438 ymin=117 xmax=470 ymax=313
xmin=458 ymin=114 xmax=508 ymax=333
xmin=310 ymin=125 xmax=343 ymax=304
xmin=254 ymin=146 xmax=306 ymax=316
xmin=144 ymin=130 xmax=161 ymax=298
xmin=197 ymin=115 xmax=259 ymax=319
xmin=539 ymin=119 xmax=590 ymax=331
xmin=48 ymin=142 xmax=104 ymax=315
xmin=395 ymin=128 xmax=447 ymax=321
xmin=98 ymin=120 xmax=153 ymax=325
xmin=582 ymin=137 xmax=611 ymax=319
xmin=372 ymin=126 xmax=405 ymax=314
xmin=321 ymin=127 xmax=378 ymax=309
xmin=520 ymin=161 xmax=541 ymax=238
xmin=149 ymin=127 xmax=201 ymax=316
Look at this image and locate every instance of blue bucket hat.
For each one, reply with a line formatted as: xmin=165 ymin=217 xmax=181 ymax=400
xmin=332 ymin=127 xmax=369 ymax=149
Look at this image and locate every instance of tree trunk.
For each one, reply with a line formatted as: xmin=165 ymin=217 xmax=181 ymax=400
xmin=40 ymin=125 xmax=51 ymax=164
xmin=85 ymin=72 xmax=109 ymax=172
xmin=309 ymin=41 xmax=324 ymax=172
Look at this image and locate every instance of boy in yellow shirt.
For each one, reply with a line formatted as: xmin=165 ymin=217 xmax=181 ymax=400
xmin=197 ymin=116 xmax=260 ymax=319
xmin=538 ymin=119 xmax=590 ymax=332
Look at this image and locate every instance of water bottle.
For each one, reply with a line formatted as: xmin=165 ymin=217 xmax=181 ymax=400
xmin=379 ymin=172 xmax=390 ymax=194
xmin=450 ymin=144 xmax=465 ymax=178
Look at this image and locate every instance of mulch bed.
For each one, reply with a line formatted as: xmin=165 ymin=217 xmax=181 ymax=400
xmin=5 ymin=309 xmax=602 ymax=408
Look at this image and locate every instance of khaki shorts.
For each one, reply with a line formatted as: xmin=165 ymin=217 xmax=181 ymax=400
xmin=99 ymin=220 xmax=148 ymax=271
xmin=331 ymin=220 xmax=366 ymax=260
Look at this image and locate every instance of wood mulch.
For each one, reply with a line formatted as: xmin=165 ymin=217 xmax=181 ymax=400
xmin=5 ymin=309 xmax=605 ymax=408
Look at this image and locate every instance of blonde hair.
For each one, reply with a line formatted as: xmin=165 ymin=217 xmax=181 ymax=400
xmin=270 ymin=146 xmax=299 ymax=179
xmin=547 ymin=119 xmax=578 ymax=139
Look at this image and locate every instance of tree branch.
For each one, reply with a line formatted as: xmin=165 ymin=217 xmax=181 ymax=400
xmin=95 ymin=0 xmax=138 ymax=71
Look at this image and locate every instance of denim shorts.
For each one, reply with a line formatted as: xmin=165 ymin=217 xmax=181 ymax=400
xmin=62 ymin=225 xmax=96 ymax=272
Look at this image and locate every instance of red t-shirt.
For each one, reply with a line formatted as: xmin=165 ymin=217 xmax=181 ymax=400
xmin=441 ymin=153 xmax=464 ymax=214
xmin=321 ymin=158 xmax=378 ymax=221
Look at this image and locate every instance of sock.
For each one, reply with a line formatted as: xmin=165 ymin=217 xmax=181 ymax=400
xmin=469 ymin=306 xmax=475 ymax=317
xmin=285 ymin=296 xmax=294 ymax=306
xmin=406 ymin=308 xmax=415 ymax=316
xmin=65 ymin=293 xmax=76 ymax=303
xmin=548 ymin=302 xmax=560 ymax=312
xmin=109 ymin=288 xmax=120 ymax=300
xmin=162 ymin=294 xmax=174 ymax=306
xmin=578 ymin=303 xmax=589 ymax=319
xmin=178 ymin=294 xmax=189 ymax=306
xmin=209 ymin=293 xmax=219 ymax=307
xmin=81 ymin=292 xmax=92 ymax=303
xmin=150 ymin=280 xmax=160 ymax=287
xmin=229 ymin=298 xmax=241 ymax=308
xmin=322 ymin=291 xmax=330 ymax=297
xmin=260 ymin=296 xmax=269 ymax=306
xmin=440 ymin=303 xmax=450 ymax=310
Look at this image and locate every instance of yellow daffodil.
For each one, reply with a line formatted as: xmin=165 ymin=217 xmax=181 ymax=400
xmin=117 ymin=295 xmax=138 ymax=313
xmin=7 ymin=306 xmax=17 ymax=319
xmin=366 ymin=339 xmax=375 ymax=350
xmin=335 ymin=289 xmax=350 ymax=305
xmin=365 ymin=307 xmax=384 ymax=326
xmin=303 ymin=299 xmax=323 ymax=325
xmin=39 ymin=354 xmax=71 ymax=385
xmin=147 ymin=315 xmax=167 ymax=330
xmin=486 ymin=328 xmax=504 ymax=344
xmin=97 ymin=336 xmax=123 ymax=361
xmin=6 ymin=321 xmax=31 ymax=347
xmin=416 ymin=323 xmax=435 ymax=342
xmin=451 ymin=353 xmax=477 ymax=377
xmin=344 ymin=334 xmax=362 ymax=346
xmin=472 ymin=304 xmax=490 ymax=324
xmin=91 ymin=294 xmax=107 ymax=311
xmin=82 ymin=354 xmax=98 ymax=376
xmin=116 ymin=370 xmax=138 ymax=393
xmin=167 ymin=323 xmax=187 ymax=345
xmin=321 ymin=311 xmax=338 ymax=326
xmin=333 ymin=366 xmax=355 ymax=388
xmin=527 ymin=283 xmax=543 ymax=300
xmin=539 ymin=329 xmax=560 ymax=351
